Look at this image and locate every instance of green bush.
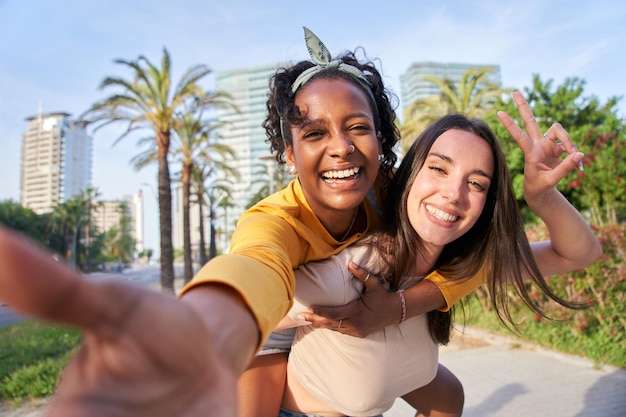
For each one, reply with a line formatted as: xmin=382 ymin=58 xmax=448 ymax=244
xmin=465 ymin=222 xmax=626 ymax=368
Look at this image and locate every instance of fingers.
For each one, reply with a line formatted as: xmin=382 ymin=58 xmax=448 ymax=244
xmin=301 ymin=302 xmax=353 ymax=323
xmin=511 ymin=91 xmax=543 ymax=141
xmin=298 ymin=304 xmax=367 ymax=337
xmin=347 ymin=261 xmax=370 ymax=283
xmin=497 ymin=109 xmax=532 ymax=154
xmin=544 ymin=122 xmax=584 ymax=171
xmin=347 ymin=261 xmax=382 ymax=289
xmin=499 ymin=92 xmax=584 ymax=172
xmin=547 ymin=151 xmax=585 ymax=183
xmin=0 ymin=226 xmax=122 ymax=330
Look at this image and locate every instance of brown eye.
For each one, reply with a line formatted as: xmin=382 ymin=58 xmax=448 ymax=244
xmin=468 ymin=181 xmax=487 ymax=192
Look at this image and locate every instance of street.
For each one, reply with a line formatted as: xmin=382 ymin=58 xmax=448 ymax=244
xmin=0 ymin=264 xmax=181 ymax=329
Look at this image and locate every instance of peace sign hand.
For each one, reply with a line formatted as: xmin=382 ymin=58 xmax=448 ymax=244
xmin=496 ymin=92 xmax=584 ymax=206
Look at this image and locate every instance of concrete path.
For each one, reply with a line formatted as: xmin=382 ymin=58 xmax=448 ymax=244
xmin=1 ymin=326 xmax=624 ymax=416
xmin=384 ymin=327 xmax=626 ymax=417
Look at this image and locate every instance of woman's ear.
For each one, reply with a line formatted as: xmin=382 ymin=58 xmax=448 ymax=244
xmin=285 ymin=143 xmax=296 ymax=170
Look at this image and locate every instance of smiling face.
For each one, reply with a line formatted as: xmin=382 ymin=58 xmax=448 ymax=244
xmin=406 ymin=128 xmax=494 ymax=257
xmin=285 ymin=78 xmax=381 ymax=234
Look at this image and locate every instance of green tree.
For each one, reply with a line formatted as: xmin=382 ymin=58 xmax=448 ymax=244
xmin=97 ymin=202 xmax=135 ymax=267
xmin=203 ymin=173 xmax=237 ymax=260
xmin=82 ymin=187 xmax=102 ymax=271
xmin=190 ymin=165 xmax=210 ymax=267
xmin=0 ymin=200 xmax=45 ymax=243
xmin=211 ymin=188 xmax=237 ymax=258
xmin=191 ymin=161 xmax=239 ymax=266
xmin=484 ymin=75 xmax=625 ymax=224
xmin=81 ymin=48 xmax=213 ymax=292
xmin=116 ymin=202 xmax=136 ymax=265
xmin=401 ymin=67 xmax=509 ymax=152
xmin=48 ymin=195 xmax=89 ymax=269
xmin=172 ymin=111 xmax=237 ymax=283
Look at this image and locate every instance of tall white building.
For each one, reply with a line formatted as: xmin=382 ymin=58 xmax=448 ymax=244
xmin=400 ymin=62 xmax=501 ymax=112
xmin=91 ymin=192 xmax=144 ymax=256
xmin=213 ymin=62 xmax=286 ymax=252
xmin=20 ymin=111 xmax=92 ymax=214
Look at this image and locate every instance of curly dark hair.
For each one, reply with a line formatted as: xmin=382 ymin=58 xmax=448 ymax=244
xmin=262 ymin=48 xmax=399 ymax=177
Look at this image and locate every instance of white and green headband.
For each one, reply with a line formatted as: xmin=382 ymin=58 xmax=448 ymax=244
xmin=281 ymin=27 xmax=379 ymax=141
xmin=291 ymin=27 xmax=373 ymax=94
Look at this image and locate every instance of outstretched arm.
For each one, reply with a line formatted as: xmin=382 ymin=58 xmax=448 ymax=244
xmin=497 ymin=92 xmax=602 ymax=278
xmin=0 ymin=226 xmax=257 ymax=417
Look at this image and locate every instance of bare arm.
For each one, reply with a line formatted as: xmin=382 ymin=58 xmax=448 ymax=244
xmin=0 ymin=226 xmax=257 ymax=417
xmin=497 ymin=92 xmax=602 ymax=278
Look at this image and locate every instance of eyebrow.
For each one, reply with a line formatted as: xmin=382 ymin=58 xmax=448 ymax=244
xmin=428 ymin=152 xmax=493 ymax=180
xmin=300 ymin=112 xmax=374 ymax=128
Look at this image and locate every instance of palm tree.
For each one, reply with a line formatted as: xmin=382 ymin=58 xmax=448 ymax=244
xmin=190 ymin=165 xmax=210 ymax=266
xmin=190 ymin=159 xmax=239 ymax=266
xmin=207 ymin=183 xmax=236 ymax=258
xmin=400 ymin=67 xmax=510 ymax=151
xmin=80 ymin=48 xmax=213 ymax=292
xmin=246 ymin=162 xmax=293 ymax=209
xmin=82 ymin=187 xmax=102 ymax=272
xmin=49 ymin=195 xmax=88 ymax=269
xmin=172 ymin=111 xmax=237 ymax=283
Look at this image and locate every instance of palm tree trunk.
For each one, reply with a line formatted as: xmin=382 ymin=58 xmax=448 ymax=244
xmin=197 ymin=194 xmax=207 ymax=266
xmin=209 ymin=207 xmax=217 ymax=260
xmin=182 ymin=163 xmax=194 ymax=284
xmin=157 ymin=137 xmax=175 ymax=293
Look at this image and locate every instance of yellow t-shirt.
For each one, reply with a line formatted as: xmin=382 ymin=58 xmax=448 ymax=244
xmin=180 ymin=178 xmax=486 ymax=350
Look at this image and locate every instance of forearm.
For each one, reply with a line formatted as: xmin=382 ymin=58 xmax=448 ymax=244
xmin=527 ymin=189 xmax=602 ymax=275
xmin=402 ymin=279 xmax=446 ymax=319
xmin=182 ymin=285 xmax=259 ymax=376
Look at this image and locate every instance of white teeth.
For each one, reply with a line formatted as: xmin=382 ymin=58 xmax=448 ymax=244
xmin=323 ymin=167 xmax=360 ymax=179
xmin=425 ymin=204 xmax=458 ymax=222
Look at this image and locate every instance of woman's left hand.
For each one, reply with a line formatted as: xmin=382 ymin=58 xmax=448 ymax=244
xmin=297 ymin=262 xmax=398 ymax=337
xmin=497 ymin=91 xmax=584 ymax=205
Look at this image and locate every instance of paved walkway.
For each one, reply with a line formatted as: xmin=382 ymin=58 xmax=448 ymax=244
xmin=1 ymin=326 xmax=624 ymax=416
xmin=385 ymin=327 xmax=626 ymax=417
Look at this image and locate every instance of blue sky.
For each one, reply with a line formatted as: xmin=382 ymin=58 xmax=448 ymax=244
xmin=1 ymin=0 xmax=624 ymax=255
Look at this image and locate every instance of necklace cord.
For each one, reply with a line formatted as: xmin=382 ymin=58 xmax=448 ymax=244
xmin=340 ymin=206 xmax=360 ymax=241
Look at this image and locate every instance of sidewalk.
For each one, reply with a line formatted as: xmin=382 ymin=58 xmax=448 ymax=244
xmin=385 ymin=327 xmax=626 ymax=417
xmin=1 ymin=326 xmax=624 ymax=416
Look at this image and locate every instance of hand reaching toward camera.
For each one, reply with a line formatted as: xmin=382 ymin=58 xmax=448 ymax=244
xmin=0 ymin=226 xmax=255 ymax=417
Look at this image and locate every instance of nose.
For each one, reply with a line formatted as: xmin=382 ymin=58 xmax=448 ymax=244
xmin=328 ymin=130 xmax=355 ymax=157
xmin=443 ymin=178 xmax=466 ymax=204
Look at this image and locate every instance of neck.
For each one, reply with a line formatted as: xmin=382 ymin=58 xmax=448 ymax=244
xmin=339 ymin=206 xmax=360 ymax=241
xmin=412 ymin=245 xmax=442 ymax=276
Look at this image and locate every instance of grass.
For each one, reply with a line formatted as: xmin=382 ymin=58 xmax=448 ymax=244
xmin=0 ymin=321 xmax=81 ymax=405
xmin=460 ymin=295 xmax=626 ymax=369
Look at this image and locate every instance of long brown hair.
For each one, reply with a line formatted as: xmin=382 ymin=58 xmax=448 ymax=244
xmin=369 ymin=114 xmax=587 ymax=344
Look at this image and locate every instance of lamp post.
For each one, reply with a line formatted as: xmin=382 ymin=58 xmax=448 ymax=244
xmin=141 ymin=182 xmax=158 ymax=201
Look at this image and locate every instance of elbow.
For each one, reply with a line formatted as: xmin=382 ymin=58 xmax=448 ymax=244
xmin=590 ymin=239 xmax=603 ymax=264
xmin=581 ymin=238 xmax=603 ymax=268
